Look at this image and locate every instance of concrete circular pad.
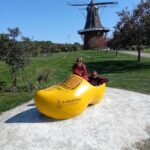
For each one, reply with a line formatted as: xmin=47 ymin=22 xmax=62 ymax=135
xmin=0 ymin=87 xmax=150 ymax=150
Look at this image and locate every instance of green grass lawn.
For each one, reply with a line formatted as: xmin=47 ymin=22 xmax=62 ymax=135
xmin=0 ymin=50 xmax=150 ymax=114
xmin=143 ymin=48 xmax=150 ymax=53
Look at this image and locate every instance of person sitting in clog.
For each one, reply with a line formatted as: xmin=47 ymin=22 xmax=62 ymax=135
xmin=88 ymin=71 xmax=108 ymax=86
xmin=72 ymin=57 xmax=88 ymax=80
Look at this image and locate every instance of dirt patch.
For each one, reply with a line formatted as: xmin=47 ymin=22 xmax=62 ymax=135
xmin=134 ymin=126 xmax=150 ymax=150
xmin=124 ymin=126 xmax=150 ymax=150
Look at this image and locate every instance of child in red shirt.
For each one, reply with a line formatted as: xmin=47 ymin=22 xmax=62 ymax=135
xmin=72 ymin=57 xmax=88 ymax=80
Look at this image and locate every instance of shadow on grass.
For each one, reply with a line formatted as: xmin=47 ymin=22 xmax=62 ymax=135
xmin=5 ymin=107 xmax=61 ymax=123
xmin=0 ymin=80 xmax=6 ymax=91
xmin=86 ymin=60 xmax=150 ymax=74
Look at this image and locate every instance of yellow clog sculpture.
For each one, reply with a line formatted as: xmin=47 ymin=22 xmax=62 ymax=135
xmin=35 ymin=74 xmax=106 ymax=119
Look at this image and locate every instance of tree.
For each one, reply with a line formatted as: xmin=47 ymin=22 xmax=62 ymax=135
xmin=2 ymin=27 xmax=31 ymax=91
xmin=110 ymin=0 xmax=150 ymax=61
xmin=0 ymin=34 xmax=9 ymax=60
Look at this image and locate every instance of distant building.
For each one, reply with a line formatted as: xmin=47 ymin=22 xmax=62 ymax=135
xmin=70 ymin=0 xmax=117 ymax=50
xmin=78 ymin=3 xmax=110 ymax=49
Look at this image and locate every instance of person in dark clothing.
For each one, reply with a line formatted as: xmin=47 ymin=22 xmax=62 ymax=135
xmin=88 ymin=71 xmax=108 ymax=86
xmin=72 ymin=57 xmax=88 ymax=80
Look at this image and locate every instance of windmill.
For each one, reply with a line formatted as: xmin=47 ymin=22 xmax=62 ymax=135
xmin=69 ymin=0 xmax=117 ymax=49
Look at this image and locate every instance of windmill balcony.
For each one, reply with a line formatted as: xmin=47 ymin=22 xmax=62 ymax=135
xmin=78 ymin=27 xmax=109 ymax=34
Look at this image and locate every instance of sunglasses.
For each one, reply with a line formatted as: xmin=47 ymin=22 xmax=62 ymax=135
xmin=92 ymin=73 xmax=97 ymax=75
xmin=77 ymin=61 xmax=83 ymax=63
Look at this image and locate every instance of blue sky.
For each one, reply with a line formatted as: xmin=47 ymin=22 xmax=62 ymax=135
xmin=0 ymin=0 xmax=141 ymax=44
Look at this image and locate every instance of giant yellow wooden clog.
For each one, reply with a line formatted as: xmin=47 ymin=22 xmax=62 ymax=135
xmin=35 ymin=74 xmax=106 ymax=119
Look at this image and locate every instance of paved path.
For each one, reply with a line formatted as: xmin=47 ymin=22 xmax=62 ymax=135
xmin=119 ymin=50 xmax=150 ymax=58
xmin=0 ymin=87 xmax=150 ymax=150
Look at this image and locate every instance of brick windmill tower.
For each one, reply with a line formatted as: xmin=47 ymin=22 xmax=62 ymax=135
xmin=69 ymin=0 xmax=117 ymax=49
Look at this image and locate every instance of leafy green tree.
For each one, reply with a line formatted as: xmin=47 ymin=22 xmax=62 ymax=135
xmin=2 ymin=27 xmax=32 ymax=91
xmin=110 ymin=0 xmax=150 ymax=61
xmin=0 ymin=34 xmax=9 ymax=60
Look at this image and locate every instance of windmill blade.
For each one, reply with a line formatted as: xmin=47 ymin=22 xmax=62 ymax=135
xmin=98 ymin=5 xmax=107 ymax=8
xmin=94 ymin=2 xmax=118 ymax=6
xmin=69 ymin=4 xmax=89 ymax=6
xmin=81 ymin=12 xmax=86 ymax=19
xmin=78 ymin=8 xmax=86 ymax=10
xmin=100 ymin=6 xmax=106 ymax=17
xmin=67 ymin=2 xmax=88 ymax=6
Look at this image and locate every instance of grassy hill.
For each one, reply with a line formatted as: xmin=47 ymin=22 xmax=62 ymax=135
xmin=0 ymin=50 xmax=150 ymax=113
xmin=144 ymin=48 xmax=150 ymax=53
